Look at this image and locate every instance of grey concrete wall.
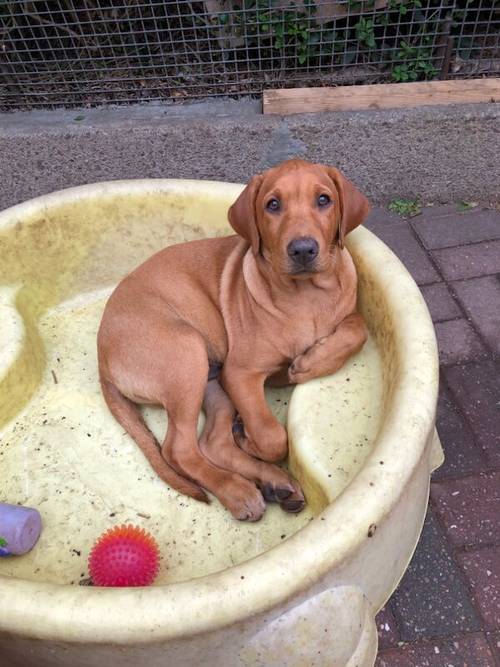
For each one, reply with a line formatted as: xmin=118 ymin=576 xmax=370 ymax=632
xmin=1 ymin=99 xmax=499 ymax=211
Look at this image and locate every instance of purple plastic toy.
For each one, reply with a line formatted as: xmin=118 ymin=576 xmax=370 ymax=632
xmin=0 ymin=502 xmax=42 ymax=556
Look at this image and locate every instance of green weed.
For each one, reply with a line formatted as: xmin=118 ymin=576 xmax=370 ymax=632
xmin=389 ymin=199 xmax=422 ymax=217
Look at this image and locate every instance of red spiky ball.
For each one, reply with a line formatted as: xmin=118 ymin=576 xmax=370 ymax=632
xmin=88 ymin=525 xmax=160 ymax=587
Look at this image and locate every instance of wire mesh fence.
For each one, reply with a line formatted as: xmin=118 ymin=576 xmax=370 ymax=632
xmin=0 ymin=0 xmax=498 ymax=110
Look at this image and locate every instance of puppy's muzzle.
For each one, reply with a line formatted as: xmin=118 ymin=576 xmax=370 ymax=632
xmin=287 ymin=236 xmax=319 ymax=273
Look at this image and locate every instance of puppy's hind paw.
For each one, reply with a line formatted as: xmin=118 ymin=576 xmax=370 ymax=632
xmin=224 ymin=479 xmax=266 ymax=522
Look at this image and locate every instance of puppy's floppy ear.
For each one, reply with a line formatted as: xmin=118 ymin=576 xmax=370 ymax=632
xmin=326 ymin=167 xmax=371 ymax=249
xmin=228 ymin=174 xmax=263 ymax=254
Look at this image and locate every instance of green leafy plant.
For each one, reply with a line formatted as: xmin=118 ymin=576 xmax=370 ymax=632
xmin=355 ymin=18 xmax=376 ymax=49
xmin=225 ymin=0 xmax=320 ymax=67
xmin=389 ymin=198 xmax=421 ymax=218
xmin=391 ymin=64 xmax=416 ymax=82
xmin=216 ymin=0 xmax=445 ymax=79
xmin=275 ymin=14 xmax=315 ymax=64
xmin=391 ymin=39 xmax=438 ymax=82
xmin=388 ymin=0 xmax=422 ymax=16
xmin=457 ymin=200 xmax=478 ymax=212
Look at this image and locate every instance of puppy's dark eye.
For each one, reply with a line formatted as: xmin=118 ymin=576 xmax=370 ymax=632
xmin=266 ymin=198 xmax=281 ymax=213
xmin=317 ymin=194 xmax=331 ymax=207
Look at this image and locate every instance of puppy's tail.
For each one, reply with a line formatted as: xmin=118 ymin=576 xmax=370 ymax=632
xmin=100 ymin=379 xmax=209 ymax=504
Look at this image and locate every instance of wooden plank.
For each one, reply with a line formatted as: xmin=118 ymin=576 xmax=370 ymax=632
xmin=263 ymin=78 xmax=500 ymax=115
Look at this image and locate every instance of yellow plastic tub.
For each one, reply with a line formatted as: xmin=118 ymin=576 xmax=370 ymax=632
xmin=0 ymin=180 xmax=442 ymax=666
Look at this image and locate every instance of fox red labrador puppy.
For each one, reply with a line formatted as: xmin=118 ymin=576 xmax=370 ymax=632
xmin=97 ymin=159 xmax=370 ymax=521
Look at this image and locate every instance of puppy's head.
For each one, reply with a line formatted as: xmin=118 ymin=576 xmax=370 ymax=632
xmin=228 ymin=159 xmax=370 ymax=278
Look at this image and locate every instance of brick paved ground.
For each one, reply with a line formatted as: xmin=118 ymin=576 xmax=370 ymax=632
xmin=365 ymin=205 xmax=500 ymax=666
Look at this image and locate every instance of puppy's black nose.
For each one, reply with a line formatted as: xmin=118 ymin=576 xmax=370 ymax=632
xmin=287 ymin=237 xmax=319 ymax=265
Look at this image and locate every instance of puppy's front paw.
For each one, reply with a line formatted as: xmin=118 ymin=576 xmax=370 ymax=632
xmin=257 ymin=422 xmax=288 ymax=462
xmin=288 ymin=355 xmax=311 ymax=384
xmin=289 ymin=337 xmax=329 ymax=384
